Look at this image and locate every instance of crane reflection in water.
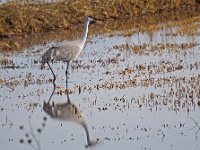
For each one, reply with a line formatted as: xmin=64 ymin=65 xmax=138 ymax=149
xmin=43 ymin=81 xmax=99 ymax=148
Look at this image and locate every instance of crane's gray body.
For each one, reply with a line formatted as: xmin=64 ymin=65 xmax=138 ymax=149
xmin=41 ymin=16 xmax=94 ymax=65
xmin=41 ymin=40 xmax=83 ymax=64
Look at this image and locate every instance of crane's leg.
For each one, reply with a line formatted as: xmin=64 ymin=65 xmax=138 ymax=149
xmin=48 ymin=81 xmax=55 ymax=103
xmin=47 ymin=62 xmax=56 ymax=82
xmin=47 ymin=62 xmax=56 ymax=103
xmin=66 ymin=89 xmax=71 ymax=103
xmin=65 ymin=61 xmax=69 ymax=89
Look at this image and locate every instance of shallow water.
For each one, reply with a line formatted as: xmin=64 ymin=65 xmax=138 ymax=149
xmin=1 ymin=18 xmax=200 ymax=150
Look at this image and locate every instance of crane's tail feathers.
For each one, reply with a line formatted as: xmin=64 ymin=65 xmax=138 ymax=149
xmin=40 ymin=53 xmax=51 ymax=65
xmin=40 ymin=47 xmax=55 ymax=65
xmin=40 ymin=56 xmax=48 ymax=69
xmin=40 ymin=58 xmax=44 ymax=65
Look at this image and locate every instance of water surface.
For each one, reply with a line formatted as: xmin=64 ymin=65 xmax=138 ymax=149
xmin=1 ymin=17 xmax=200 ymax=150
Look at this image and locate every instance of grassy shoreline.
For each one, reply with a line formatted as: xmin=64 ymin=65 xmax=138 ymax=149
xmin=0 ymin=0 xmax=200 ymax=51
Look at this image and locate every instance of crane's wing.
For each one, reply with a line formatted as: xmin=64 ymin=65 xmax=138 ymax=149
xmin=51 ymin=43 xmax=81 ymax=62
xmin=41 ymin=42 xmax=80 ymax=64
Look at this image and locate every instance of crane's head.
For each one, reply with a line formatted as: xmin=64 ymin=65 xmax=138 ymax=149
xmin=86 ymin=16 xmax=95 ymax=24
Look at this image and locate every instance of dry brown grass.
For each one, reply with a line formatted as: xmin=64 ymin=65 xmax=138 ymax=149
xmin=0 ymin=0 xmax=198 ymax=36
xmin=0 ymin=0 xmax=199 ymax=51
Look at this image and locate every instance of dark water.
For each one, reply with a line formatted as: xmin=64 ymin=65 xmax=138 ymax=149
xmin=1 ymin=18 xmax=200 ymax=150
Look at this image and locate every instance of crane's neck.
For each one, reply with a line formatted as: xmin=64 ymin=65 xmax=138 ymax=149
xmin=80 ymin=19 xmax=90 ymax=48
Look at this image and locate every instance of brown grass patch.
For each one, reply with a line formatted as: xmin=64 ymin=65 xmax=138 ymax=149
xmin=0 ymin=0 xmax=199 ymax=51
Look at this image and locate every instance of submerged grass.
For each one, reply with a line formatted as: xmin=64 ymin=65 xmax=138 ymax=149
xmin=0 ymin=0 xmax=199 ymax=51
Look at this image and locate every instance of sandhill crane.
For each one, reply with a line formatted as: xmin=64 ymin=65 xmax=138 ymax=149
xmin=41 ymin=16 xmax=95 ymax=88
xmin=43 ymin=92 xmax=98 ymax=148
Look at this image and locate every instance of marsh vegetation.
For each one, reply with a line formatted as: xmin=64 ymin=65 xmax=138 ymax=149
xmin=0 ymin=0 xmax=200 ymax=51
